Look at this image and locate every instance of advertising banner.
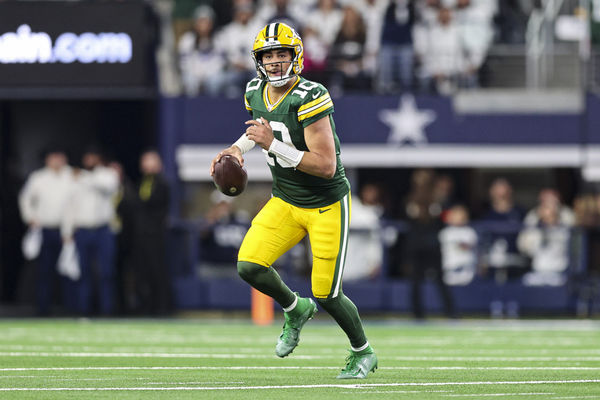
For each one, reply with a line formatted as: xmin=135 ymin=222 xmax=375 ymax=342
xmin=0 ymin=0 xmax=157 ymax=96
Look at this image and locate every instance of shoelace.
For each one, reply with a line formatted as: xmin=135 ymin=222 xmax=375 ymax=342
xmin=279 ymin=322 xmax=298 ymax=342
xmin=341 ymin=352 xmax=360 ymax=372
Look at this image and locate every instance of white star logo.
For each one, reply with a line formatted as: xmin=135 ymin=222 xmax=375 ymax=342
xmin=379 ymin=94 xmax=437 ymax=145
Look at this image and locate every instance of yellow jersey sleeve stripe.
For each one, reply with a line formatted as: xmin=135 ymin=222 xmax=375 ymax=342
xmin=298 ymin=93 xmax=331 ymax=114
xmin=297 ymin=99 xmax=333 ymax=122
xmin=244 ymin=95 xmax=252 ymax=111
xmin=297 ymin=98 xmax=333 ymax=120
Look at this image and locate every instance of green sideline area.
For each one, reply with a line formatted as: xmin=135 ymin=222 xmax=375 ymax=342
xmin=0 ymin=318 xmax=599 ymax=399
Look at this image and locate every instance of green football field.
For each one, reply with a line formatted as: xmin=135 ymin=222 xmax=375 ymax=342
xmin=0 ymin=317 xmax=599 ymax=399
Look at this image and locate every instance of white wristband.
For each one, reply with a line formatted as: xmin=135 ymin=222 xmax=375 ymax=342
xmin=268 ymin=139 xmax=304 ymax=168
xmin=233 ymin=133 xmax=256 ymax=154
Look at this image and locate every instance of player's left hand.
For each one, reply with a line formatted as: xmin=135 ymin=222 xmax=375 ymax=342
xmin=245 ymin=117 xmax=274 ymax=150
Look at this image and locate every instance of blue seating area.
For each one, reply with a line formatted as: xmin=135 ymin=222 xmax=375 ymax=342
xmin=168 ymin=220 xmax=587 ymax=316
xmin=171 ymin=275 xmax=577 ymax=315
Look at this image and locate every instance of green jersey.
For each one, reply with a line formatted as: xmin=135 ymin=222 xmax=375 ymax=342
xmin=244 ymin=76 xmax=350 ymax=208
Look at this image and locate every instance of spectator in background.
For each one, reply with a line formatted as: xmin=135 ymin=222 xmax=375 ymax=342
xmin=171 ymin=0 xmax=215 ymax=46
xmin=455 ymin=0 xmax=496 ymax=88
xmin=304 ymin=0 xmax=344 ymax=61
xmin=131 ymin=150 xmax=172 ymax=315
xmin=439 ymin=204 xmax=478 ymax=286
xmin=301 ymin=26 xmax=330 ymax=83
xmin=19 ymin=147 xmax=73 ymax=315
xmin=256 ymin=0 xmax=303 ymax=30
xmin=403 ymin=169 xmax=455 ymax=319
xmin=329 ymin=6 xmax=370 ymax=94
xmin=524 ymin=188 xmax=575 ymax=227
xmin=178 ymin=5 xmax=227 ymax=96
xmin=480 ymin=177 xmax=527 ymax=281
xmin=61 ymin=148 xmax=119 ymax=316
xmin=109 ymin=161 xmax=137 ymax=315
xmin=518 ymin=199 xmax=571 ymax=286
xmin=414 ymin=6 xmax=465 ymax=94
xmin=572 ymin=191 xmax=600 ymax=286
xmin=494 ymin=0 xmax=533 ymax=44
xmin=354 ymin=0 xmax=388 ymax=83
xmin=573 ymin=192 xmax=600 ymax=228
xmin=377 ymin=0 xmax=416 ymax=93
xmin=198 ymin=190 xmax=249 ymax=277
xmin=344 ymin=183 xmax=384 ymax=282
xmin=432 ymin=173 xmax=457 ymax=222
xmin=214 ymin=0 xmax=264 ymax=98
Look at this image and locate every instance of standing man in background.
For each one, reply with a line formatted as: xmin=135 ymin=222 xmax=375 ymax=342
xmin=19 ymin=147 xmax=73 ymax=315
xmin=132 ymin=149 xmax=171 ymax=315
xmin=62 ymin=147 xmax=119 ymax=315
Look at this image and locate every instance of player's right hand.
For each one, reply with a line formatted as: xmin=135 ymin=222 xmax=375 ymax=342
xmin=209 ymin=146 xmax=244 ymax=176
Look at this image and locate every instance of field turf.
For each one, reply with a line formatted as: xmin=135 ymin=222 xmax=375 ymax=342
xmin=0 ymin=317 xmax=599 ymax=399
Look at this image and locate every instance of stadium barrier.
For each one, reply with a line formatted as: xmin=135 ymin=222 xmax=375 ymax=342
xmin=168 ymin=220 xmax=588 ymax=316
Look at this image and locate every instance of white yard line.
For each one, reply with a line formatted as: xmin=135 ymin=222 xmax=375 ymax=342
xmin=3 ymin=351 xmax=600 ymax=362
xmin=0 ymin=366 xmax=338 ymax=371
xmin=393 ymin=356 xmax=600 ymax=362
xmin=443 ymin=394 xmax=552 ymax=397
xmin=0 ymin=351 xmax=322 ymax=359
xmin=2 ymin=366 xmax=600 ymax=372
xmin=0 ymin=379 xmax=599 ymax=391
xmin=340 ymin=390 xmax=453 ymax=394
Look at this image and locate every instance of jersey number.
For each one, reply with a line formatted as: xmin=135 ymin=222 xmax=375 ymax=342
xmin=264 ymin=121 xmax=299 ymax=168
xmin=246 ymin=78 xmax=262 ymax=92
xmin=291 ymin=80 xmax=319 ymax=99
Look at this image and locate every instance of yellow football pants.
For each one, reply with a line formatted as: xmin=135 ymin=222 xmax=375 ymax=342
xmin=238 ymin=194 xmax=351 ymax=299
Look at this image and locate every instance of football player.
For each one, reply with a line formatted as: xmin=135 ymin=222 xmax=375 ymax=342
xmin=210 ymin=22 xmax=377 ymax=379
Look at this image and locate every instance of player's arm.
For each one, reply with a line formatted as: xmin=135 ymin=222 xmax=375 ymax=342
xmin=296 ymin=116 xmax=337 ymax=179
xmin=246 ymin=116 xmax=336 ymax=179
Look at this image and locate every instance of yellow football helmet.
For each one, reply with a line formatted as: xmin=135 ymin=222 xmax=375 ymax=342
xmin=251 ymin=22 xmax=304 ymax=86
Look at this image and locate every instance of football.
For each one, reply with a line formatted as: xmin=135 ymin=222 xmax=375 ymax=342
xmin=213 ymin=155 xmax=248 ymax=197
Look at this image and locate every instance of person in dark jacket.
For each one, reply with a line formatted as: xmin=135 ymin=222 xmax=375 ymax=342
xmin=376 ymin=0 xmax=416 ymax=93
xmin=131 ymin=149 xmax=171 ymax=315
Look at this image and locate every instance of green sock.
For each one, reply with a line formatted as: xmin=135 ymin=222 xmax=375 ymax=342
xmin=316 ymin=292 xmax=367 ymax=348
xmin=237 ymin=261 xmax=296 ymax=308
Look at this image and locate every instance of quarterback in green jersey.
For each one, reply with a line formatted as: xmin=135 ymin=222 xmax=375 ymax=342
xmin=209 ymin=22 xmax=377 ymax=379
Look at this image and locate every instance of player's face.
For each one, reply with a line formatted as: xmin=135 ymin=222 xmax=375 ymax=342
xmin=261 ymin=49 xmax=292 ymax=79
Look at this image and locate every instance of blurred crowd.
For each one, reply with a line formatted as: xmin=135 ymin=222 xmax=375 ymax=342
xmin=172 ymin=0 xmax=534 ymax=97
xmin=340 ymin=169 xmax=600 ymax=317
xmin=17 ymin=146 xmax=172 ymax=316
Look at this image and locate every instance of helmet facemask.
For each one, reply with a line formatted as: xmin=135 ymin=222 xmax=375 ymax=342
xmin=253 ymin=48 xmax=298 ymax=87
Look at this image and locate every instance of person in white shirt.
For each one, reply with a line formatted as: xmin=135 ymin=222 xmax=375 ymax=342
xmin=62 ymin=148 xmax=119 ymax=315
xmin=19 ymin=148 xmax=73 ymax=315
xmin=523 ymin=188 xmax=575 ymax=228
xmin=214 ymin=1 xmax=265 ymax=98
xmin=177 ymin=5 xmax=227 ymax=96
xmin=414 ymin=6 xmax=465 ymax=94
xmin=518 ymin=198 xmax=572 ymax=287
xmin=343 ymin=183 xmax=384 ymax=282
xmin=438 ymin=204 xmax=478 ymax=286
